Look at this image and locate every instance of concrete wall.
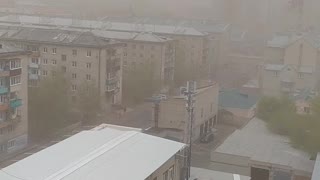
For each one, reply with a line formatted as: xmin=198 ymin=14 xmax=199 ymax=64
xmin=158 ymin=84 xmax=219 ymax=140
xmin=265 ymin=47 xmax=285 ymax=64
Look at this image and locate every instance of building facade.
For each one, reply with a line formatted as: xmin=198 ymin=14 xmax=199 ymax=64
xmin=262 ymin=32 xmax=320 ymax=97
xmin=93 ymin=31 xmax=176 ymax=83
xmin=0 ymin=28 xmax=124 ymax=107
xmin=0 ymin=44 xmax=29 ymax=157
xmin=157 ymin=83 xmax=219 ymax=141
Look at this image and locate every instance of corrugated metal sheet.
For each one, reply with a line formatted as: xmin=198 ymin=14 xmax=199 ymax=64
xmin=0 ymin=127 xmax=185 ymax=180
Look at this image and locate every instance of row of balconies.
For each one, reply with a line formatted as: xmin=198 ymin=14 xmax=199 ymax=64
xmin=0 ymin=99 xmax=22 ymax=111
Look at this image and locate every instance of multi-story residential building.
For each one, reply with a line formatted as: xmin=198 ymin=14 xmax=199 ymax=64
xmin=156 ymin=83 xmax=219 ymax=141
xmin=261 ymin=31 xmax=320 ymax=97
xmin=0 ymin=28 xmax=124 ymax=107
xmin=93 ymin=30 xmax=175 ymax=83
xmin=0 ymin=15 xmax=210 ymax=78
xmin=0 ymin=44 xmax=29 ymax=157
xmin=0 ymin=124 xmax=186 ymax=180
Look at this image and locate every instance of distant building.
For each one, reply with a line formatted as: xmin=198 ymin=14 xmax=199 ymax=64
xmin=261 ymin=32 xmax=320 ymax=97
xmin=211 ymin=118 xmax=315 ymax=180
xmin=156 ymin=83 xmax=219 ymax=141
xmin=190 ymin=167 xmax=250 ymax=180
xmin=0 ymin=124 xmax=186 ymax=180
xmin=0 ymin=28 xmax=124 ymax=107
xmin=0 ymin=44 xmax=29 ymax=158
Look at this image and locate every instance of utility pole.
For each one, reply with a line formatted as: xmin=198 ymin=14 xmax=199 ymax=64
xmin=183 ymin=81 xmax=196 ymax=179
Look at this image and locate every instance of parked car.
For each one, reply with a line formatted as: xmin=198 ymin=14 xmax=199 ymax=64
xmin=200 ymin=128 xmax=217 ymax=143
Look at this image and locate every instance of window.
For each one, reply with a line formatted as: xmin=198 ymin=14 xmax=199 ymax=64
xmin=87 ymin=50 xmax=92 ymax=57
xmin=43 ymin=58 xmax=48 ymax=64
xmin=7 ymin=125 xmax=13 ymax=133
xmin=43 ymin=47 xmax=47 ymax=53
xmin=31 ymin=46 xmax=38 ymax=52
xmin=0 ymin=144 xmax=5 ymax=152
xmin=62 ymin=66 xmax=67 ymax=73
xmin=10 ymin=76 xmax=21 ymax=86
xmin=52 ymin=60 xmax=57 ymax=65
xmin=72 ymin=61 xmax=77 ymax=67
xmin=304 ymin=107 xmax=310 ymax=114
xmin=72 ymin=84 xmax=77 ymax=91
xmin=31 ymin=58 xmax=39 ymax=64
xmin=0 ymin=78 xmax=6 ymax=86
xmin=86 ymin=63 xmax=91 ymax=69
xmin=52 ymin=48 xmax=57 ymax=54
xmin=86 ymin=74 xmax=91 ymax=81
xmin=61 ymin=54 xmax=67 ymax=61
xmin=273 ymin=71 xmax=278 ymax=77
xmin=42 ymin=70 xmax=48 ymax=76
xmin=299 ymin=72 xmax=303 ymax=78
xmin=31 ymin=69 xmax=38 ymax=75
xmin=10 ymin=60 xmax=21 ymax=69
xmin=7 ymin=140 xmax=14 ymax=148
xmin=163 ymin=171 xmax=168 ymax=180
xmin=72 ymin=73 xmax=77 ymax=79
xmin=168 ymin=166 xmax=174 ymax=180
xmin=0 ymin=95 xmax=6 ymax=104
xmin=72 ymin=49 xmax=77 ymax=56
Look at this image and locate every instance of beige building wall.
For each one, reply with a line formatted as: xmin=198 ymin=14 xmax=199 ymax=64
xmin=0 ymin=52 xmax=29 ymax=155
xmin=265 ymin=47 xmax=285 ymax=64
xmin=283 ymin=39 xmax=303 ymax=66
xmin=158 ymin=84 xmax=219 ymax=140
xmin=145 ymin=154 xmax=184 ymax=180
xmin=123 ymin=40 xmax=175 ymax=83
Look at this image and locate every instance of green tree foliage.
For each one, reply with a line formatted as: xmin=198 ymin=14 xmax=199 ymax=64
xmin=123 ymin=62 xmax=160 ymax=105
xmin=29 ymin=72 xmax=71 ymax=139
xmin=76 ymin=81 xmax=101 ymax=123
xmin=257 ymin=96 xmax=320 ymax=155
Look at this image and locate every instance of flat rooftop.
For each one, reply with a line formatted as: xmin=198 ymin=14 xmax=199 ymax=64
xmin=0 ymin=125 xmax=185 ymax=180
xmin=214 ymin=118 xmax=315 ymax=174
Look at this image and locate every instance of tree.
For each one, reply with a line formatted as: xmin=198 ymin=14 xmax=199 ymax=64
xmin=123 ymin=62 xmax=160 ymax=105
xmin=76 ymin=81 xmax=101 ymax=123
xmin=29 ymin=72 xmax=71 ymax=139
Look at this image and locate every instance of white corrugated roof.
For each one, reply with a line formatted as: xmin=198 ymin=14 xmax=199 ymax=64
xmin=312 ymin=153 xmax=320 ymax=180
xmin=0 ymin=126 xmax=185 ymax=180
xmin=214 ymin=118 xmax=315 ymax=174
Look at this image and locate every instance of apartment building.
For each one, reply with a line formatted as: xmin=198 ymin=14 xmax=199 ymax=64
xmin=0 ymin=15 xmax=210 ymax=78
xmin=0 ymin=124 xmax=186 ymax=180
xmin=0 ymin=44 xmax=29 ymax=157
xmin=0 ymin=28 xmax=124 ymax=107
xmin=157 ymin=83 xmax=219 ymax=141
xmin=93 ymin=30 xmax=175 ymax=83
xmin=261 ymin=32 xmax=320 ymax=97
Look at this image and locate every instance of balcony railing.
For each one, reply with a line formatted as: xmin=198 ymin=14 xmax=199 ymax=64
xmin=106 ymin=83 xmax=117 ymax=92
xmin=0 ymin=87 xmax=8 ymax=95
xmin=0 ymin=103 xmax=8 ymax=111
xmin=0 ymin=115 xmax=21 ymax=129
xmin=10 ymin=99 xmax=22 ymax=108
xmin=10 ymin=68 xmax=22 ymax=76
xmin=29 ymin=74 xmax=39 ymax=80
xmin=29 ymin=63 xmax=39 ymax=69
xmin=0 ymin=67 xmax=10 ymax=77
xmin=31 ymin=51 xmax=40 ymax=57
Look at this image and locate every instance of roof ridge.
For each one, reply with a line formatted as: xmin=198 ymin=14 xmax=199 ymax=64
xmin=44 ymin=131 xmax=139 ymax=180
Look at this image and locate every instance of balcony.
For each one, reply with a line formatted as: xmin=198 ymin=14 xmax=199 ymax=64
xmin=0 ymin=87 xmax=8 ymax=95
xmin=31 ymin=51 xmax=40 ymax=57
xmin=29 ymin=74 xmax=39 ymax=80
xmin=10 ymin=99 xmax=22 ymax=108
xmin=106 ymin=83 xmax=117 ymax=92
xmin=0 ymin=68 xmax=10 ymax=77
xmin=0 ymin=116 xmax=21 ymax=129
xmin=10 ymin=68 xmax=22 ymax=76
xmin=29 ymin=63 xmax=39 ymax=69
xmin=0 ymin=103 xmax=8 ymax=111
